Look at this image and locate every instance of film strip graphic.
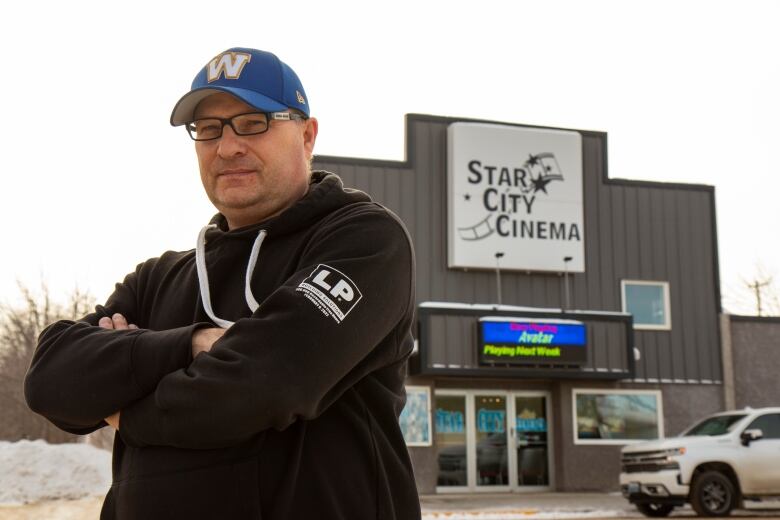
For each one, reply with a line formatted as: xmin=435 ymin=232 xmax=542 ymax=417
xmin=458 ymin=214 xmax=498 ymax=241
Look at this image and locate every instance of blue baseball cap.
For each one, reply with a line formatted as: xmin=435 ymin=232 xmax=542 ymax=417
xmin=170 ymin=47 xmax=309 ymax=126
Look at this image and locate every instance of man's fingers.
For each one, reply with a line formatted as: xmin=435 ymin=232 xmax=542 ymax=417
xmin=99 ymin=314 xmax=139 ymax=331
xmin=105 ymin=411 xmax=120 ymax=430
xmin=191 ymin=327 xmax=227 ymax=358
xmin=112 ymin=313 xmax=129 ymax=329
xmin=98 ymin=317 xmax=114 ymax=329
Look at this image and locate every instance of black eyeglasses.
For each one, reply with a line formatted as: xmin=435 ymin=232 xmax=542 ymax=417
xmin=185 ymin=111 xmax=307 ymax=141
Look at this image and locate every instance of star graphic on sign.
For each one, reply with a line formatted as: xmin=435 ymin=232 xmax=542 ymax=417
xmin=531 ymin=175 xmax=553 ymax=194
xmin=464 ymin=193 xmax=471 ymax=201
xmin=527 ymin=154 xmax=539 ymax=166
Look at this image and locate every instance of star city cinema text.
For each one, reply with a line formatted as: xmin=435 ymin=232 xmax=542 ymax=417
xmin=467 ymin=160 xmax=581 ymax=241
xmin=483 ymin=344 xmax=562 ymax=358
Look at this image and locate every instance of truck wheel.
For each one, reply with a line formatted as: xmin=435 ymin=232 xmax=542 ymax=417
xmin=636 ymin=503 xmax=675 ymax=517
xmin=691 ymin=470 xmax=737 ymax=517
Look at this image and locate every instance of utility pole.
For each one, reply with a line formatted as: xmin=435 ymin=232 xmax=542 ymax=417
xmin=747 ymin=278 xmax=771 ymax=316
xmin=495 ymin=252 xmax=504 ymax=306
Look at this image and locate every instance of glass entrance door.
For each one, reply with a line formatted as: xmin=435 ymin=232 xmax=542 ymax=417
xmin=475 ymin=394 xmax=509 ymax=488
xmin=514 ymin=395 xmax=550 ymax=487
xmin=435 ymin=390 xmax=552 ymax=492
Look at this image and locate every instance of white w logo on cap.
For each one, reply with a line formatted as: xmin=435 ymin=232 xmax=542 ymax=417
xmin=207 ymin=52 xmax=251 ymax=82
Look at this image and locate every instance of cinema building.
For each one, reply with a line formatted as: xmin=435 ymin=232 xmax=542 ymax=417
xmin=313 ymin=115 xmax=724 ymax=493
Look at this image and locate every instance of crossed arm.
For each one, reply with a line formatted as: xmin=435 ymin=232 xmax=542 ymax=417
xmin=98 ymin=313 xmax=225 ymax=430
xmin=27 ymin=209 xmax=414 ymax=449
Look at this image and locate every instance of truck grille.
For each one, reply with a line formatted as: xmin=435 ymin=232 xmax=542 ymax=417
xmin=621 ymin=450 xmax=680 ymax=473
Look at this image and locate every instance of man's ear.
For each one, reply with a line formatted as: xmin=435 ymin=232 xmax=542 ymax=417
xmin=302 ymin=117 xmax=318 ymax=158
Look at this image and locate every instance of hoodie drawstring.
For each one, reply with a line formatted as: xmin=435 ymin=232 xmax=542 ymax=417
xmin=195 ymin=224 xmax=267 ymax=328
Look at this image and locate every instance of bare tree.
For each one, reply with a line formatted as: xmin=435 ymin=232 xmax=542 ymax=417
xmin=0 ymin=283 xmax=95 ymax=442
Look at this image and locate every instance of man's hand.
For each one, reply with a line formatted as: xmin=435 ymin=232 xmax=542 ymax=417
xmin=98 ymin=313 xmax=135 ymax=431
xmin=98 ymin=313 xmax=139 ymax=330
xmin=192 ymin=328 xmax=226 ymax=358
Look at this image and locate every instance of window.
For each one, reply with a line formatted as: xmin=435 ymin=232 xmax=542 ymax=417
xmin=621 ymin=280 xmax=671 ymax=330
xmin=682 ymin=414 xmax=747 ymax=436
xmin=435 ymin=393 xmax=468 ymax=487
xmin=573 ymin=389 xmax=663 ymax=444
xmin=399 ymin=386 xmax=432 ymax=446
xmin=745 ymin=414 xmax=780 ymax=439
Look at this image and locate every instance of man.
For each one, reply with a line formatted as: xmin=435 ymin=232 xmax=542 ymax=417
xmin=25 ymin=47 xmax=420 ymax=520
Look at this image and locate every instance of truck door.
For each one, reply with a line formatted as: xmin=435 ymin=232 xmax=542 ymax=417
xmin=739 ymin=413 xmax=780 ymax=494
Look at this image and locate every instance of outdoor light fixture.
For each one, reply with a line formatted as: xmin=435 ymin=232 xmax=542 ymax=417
xmin=563 ymin=256 xmax=573 ymax=311
xmin=495 ymin=252 xmax=505 ymax=306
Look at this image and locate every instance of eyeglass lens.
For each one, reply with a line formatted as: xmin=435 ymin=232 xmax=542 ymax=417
xmin=187 ymin=113 xmax=270 ymax=140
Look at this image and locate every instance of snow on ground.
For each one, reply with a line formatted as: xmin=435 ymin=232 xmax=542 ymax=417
xmin=0 ymin=440 xmax=111 ymax=505
xmin=0 ymin=440 xmax=643 ymax=518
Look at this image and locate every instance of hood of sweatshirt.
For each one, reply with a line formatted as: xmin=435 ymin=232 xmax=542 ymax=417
xmin=195 ymin=171 xmax=372 ymax=328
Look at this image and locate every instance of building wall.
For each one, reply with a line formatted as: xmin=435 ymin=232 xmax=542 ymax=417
xmin=312 ymin=114 xmax=725 ymax=495
xmin=404 ymin=377 xmax=724 ymax=494
xmin=551 ymin=381 xmax=620 ymax=492
xmin=729 ymin=316 xmax=780 ymax=408
xmin=314 ymin=114 xmax=722 ymax=383
xmin=405 ymin=316 xmax=776 ymax=494
xmin=551 ymin=382 xmax=723 ymax=491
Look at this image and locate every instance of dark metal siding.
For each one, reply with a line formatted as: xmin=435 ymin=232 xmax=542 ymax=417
xmin=313 ymin=114 xmax=721 ymax=383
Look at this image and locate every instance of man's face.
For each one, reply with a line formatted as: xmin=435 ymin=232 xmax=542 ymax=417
xmin=193 ymin=93 xmax=318 ymax=229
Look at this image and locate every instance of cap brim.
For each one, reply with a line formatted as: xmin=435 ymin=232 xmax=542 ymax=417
xmin=170 ymin=86 xmax=289 ymax=126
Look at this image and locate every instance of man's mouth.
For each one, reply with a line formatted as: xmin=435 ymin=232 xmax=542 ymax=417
xmin=218 ymin=169 xmax=255 ymax=179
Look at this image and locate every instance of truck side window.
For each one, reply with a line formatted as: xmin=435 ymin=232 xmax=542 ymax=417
xmin=745 ymin=414 xmax=780 ymax=439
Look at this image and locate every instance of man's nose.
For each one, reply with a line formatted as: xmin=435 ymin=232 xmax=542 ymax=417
xmin=216 ymin=125 xmax=247 ymax=158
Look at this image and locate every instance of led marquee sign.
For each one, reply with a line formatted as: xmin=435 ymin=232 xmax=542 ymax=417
xmin=479 ymin=317 xmax=587 ymax=366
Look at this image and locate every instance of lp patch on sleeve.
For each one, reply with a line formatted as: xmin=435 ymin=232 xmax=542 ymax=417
xmin=296 ymin=264 xmax=363 ymax=323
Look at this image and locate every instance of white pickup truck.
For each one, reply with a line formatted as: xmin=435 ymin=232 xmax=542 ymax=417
xmin=620 ymin=407 xmax=780 ymax=517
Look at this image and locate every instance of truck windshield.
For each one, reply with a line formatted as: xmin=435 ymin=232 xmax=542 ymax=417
xmin=682 ymin=414 xmax=746 ymax=436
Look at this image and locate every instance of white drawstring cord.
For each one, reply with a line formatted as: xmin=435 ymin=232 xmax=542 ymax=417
xmin=195 ymin=224 xmax=267 ymax=328
xmin=244 ymin=230 xmax=266 ymax=312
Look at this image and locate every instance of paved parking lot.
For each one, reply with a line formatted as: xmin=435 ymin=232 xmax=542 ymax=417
xmin=421 ymin=492 xmax=780 ymax=519
xmin=2 ymin=493 xmax=779 ymax=519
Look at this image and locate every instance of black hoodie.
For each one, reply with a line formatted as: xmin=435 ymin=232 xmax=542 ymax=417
xmin=25 ymin=172 xmax=421 ymax=519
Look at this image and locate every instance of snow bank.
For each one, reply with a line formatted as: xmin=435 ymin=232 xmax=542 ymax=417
xmin=1 ymin=440 xmax=637 ymax=518
xmin=0 ymin=440 xmax=111 ymax=504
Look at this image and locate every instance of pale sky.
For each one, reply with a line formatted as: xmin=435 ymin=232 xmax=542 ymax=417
xmin=1 ymin=0 xmax=778 ymax=314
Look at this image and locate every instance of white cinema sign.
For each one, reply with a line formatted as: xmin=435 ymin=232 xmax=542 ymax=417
xmin=447 ymin=122 xmax=585 ymax=273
